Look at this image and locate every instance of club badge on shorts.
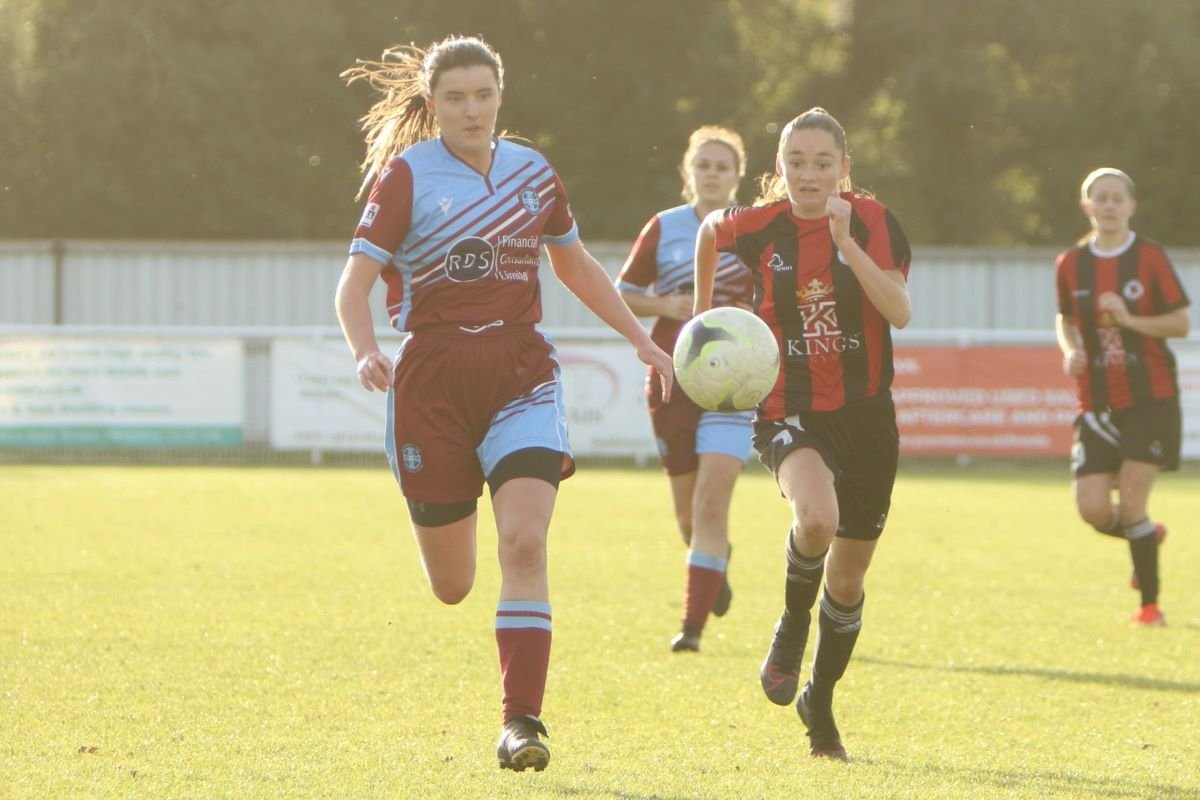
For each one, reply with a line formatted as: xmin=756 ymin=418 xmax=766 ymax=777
xmin=401 ymin=444 xmax=423 ymax=472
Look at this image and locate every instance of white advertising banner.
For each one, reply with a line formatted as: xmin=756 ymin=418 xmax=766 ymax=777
xmin=1173 ymin=339 xmax=1200 ymax=459
xmin=555 ymin=341 xmax=656 ymax=460
xmin=0 ymin=337 xmax=244 ymax=447
xmin=269 ymin=337 xmax=391 ymax=451
xmin=269 ymin=336 xmax=656 ymax=459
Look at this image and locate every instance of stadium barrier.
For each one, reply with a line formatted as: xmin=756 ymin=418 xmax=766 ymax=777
xmin=2 ymin=325 xmax=1198 ymax=466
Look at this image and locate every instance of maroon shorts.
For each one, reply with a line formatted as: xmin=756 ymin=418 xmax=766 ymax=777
xmin=647 ymin=367 xmax=702 ymax=475
xmin=386 ymin=325 xmax=575 ymax=503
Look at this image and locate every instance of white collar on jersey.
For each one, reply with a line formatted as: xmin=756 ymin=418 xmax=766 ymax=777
xmin=1087 ymin=231 xmax=1136 ymax=258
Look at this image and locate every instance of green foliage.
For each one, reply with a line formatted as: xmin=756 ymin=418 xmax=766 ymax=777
xmin=2 ymin=464 xmax=1199 ymax=798
xmin=2 ymin=0 xmax=1200 ymax=244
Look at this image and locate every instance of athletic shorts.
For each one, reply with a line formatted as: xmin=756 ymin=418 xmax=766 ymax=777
xmin=385 ymin=324 xmax=574 ymax=503
xmin=753 ymin=392 xmax=899 ymax=541
xmin=647 ymin=368 xmax=753 ymax=475
xmin=1072 ymin=398 xmax=1181 ymax=477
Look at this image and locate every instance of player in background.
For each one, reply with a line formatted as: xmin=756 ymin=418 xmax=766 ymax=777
xmin=334 ymin=35 xmax=673 ymax=773
xmin=616 ymin=126 xmax=754 ymax=653
xmin=1054 ymin=167 xmax=1190 ymax=628
xmin=694 ymin=107 xmax=912 ymax=760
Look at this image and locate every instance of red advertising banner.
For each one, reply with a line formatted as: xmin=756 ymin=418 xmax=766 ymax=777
xmin=892 ymin=346 xmax=1078 ymax=457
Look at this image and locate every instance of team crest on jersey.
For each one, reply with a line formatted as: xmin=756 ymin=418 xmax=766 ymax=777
xmin=359 ymin=202 xmax=379 ymax=228
xmin=520 ymin=188 xmax=541 ymax=214
xmin=401 ymin=444 xmax=423 ymax=472
xmin=787 ymin=277 xmax=862 ymax=358
xmin=444 ymin=236 xmax=496 ymax=283
xmin=1122 ymin=279 xmax=1145 ymax=302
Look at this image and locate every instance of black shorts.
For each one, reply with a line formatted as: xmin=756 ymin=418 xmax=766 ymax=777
xmin=1072 ymin=398 xmax=1182 ymax=477
xmin=753 ymin=392 xmax=899 ymax=541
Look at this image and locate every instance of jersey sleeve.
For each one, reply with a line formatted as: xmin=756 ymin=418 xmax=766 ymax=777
xmin=1148 ymin=244 xmax=1190 ymax=313
xmin=541 ymin=169 xmax=579 ymax=246
xmin=1055 ymin=251 xmax=1074 ymax=316
xmin=860 ymin=199 xmax=911 ymax=278
xmin=348 ymin=156 xmax=412 ymax=265
xmin=615 ymin=216 xmax=662 ymax=293
xmin=713 ymin=206 xmax=746 ymax=255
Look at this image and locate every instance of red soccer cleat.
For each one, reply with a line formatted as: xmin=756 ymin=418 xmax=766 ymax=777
xmin=1131 ymin=603 xmax=1167 ymax=627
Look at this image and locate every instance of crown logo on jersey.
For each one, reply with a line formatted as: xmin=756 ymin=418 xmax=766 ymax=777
xmin=796 ymin=278 xmax=831 ymax=304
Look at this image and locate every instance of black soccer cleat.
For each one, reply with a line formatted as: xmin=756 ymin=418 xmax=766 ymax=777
xmin=670 ymin=626 xmax=702 ymax=653
xmin=759 ymin=614 xmax=808 ymax=705
xmin=496 ymin=715 xmax=550 ymax=772
xmin=796 ymin=682 xmax=847 ymax=761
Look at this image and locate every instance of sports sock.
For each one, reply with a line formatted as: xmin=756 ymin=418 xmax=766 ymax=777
xmin=495 ymin=600 xmax=552 ymax=722
xmin=809 ymin=588 xmax=864 ymax=702
xmin=782 ymin=530 xmax=826 ymax=632
xmin=1124 ymin=519 xmax=1160 ymax=605
xmin=681 ymin=550 xmax=727 ymax=633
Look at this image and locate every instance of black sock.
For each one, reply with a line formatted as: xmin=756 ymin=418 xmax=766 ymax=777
xmin=782 ymin=530 xmax=825 ymax=631
xmin=1092 ymin=508 xmax=1123 ymax=539
xmin=1125 ymin=519 xmax=1160 ymax=605
xmin=810 ymin=589 xmax=863 ymax=701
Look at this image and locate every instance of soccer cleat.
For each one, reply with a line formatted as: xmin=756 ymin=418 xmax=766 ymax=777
xmin=796 ymin=682 xmax=847 ymax=761
xmin=759 ymin=615 xmax=808 ymax=705
xmin=670 ymin=626 xmax=701 ymax=652
xmin=712 ymin=543 xmax=733 ymax=617
xmin=1130 ymin=524 xmax=1167 ymax=591
xmin=1131 ymin=603 xmax=1167 ymax=627
xmin=496 ymin=715 xmax=550 ymax=772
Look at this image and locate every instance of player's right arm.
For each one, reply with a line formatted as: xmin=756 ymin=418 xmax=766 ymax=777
xmin=335 ymin=253 xmax=393 ymax=391
xmin=692 ymin=210 xmax=722 ymax=315
xmin=616 ymin=215 xmax=694 ymax=322
xmin=1055 ymin=313 xmax=1086 ymax=377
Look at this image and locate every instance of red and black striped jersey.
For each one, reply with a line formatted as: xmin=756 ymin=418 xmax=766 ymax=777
xmin=713 ymin=194 xmax=911 ymax=416
xmin=1055 ymin=235 xmax=1190 ymax=412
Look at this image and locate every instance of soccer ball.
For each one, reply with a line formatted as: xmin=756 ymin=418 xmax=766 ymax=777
xmin=672 ymin=307 xmax=780 ymax=411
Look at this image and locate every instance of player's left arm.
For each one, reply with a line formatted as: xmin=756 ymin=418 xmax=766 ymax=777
xmin=546 ymin=238 xmax=673 ymax=400
xmin=827 ymin=195 xmax=912 ymax=328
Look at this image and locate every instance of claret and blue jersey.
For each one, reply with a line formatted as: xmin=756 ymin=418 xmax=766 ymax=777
xmin=350 ymin=136 xmax=578 ymax=332
xmin=617 ymin=204 xmax=752 ymax=353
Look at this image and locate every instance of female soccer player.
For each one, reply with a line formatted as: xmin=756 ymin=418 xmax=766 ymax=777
xmin=694 ymin=107 xmax=912 ymax=760
xmin=1054 ymin=167 xmax=1190 ymax=627
xmin=334 ymin=35 xmax=674 ymax=773
xmin=616 ymin=126 xmax=753 ymax=653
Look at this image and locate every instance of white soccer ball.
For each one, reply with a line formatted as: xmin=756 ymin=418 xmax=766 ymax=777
xmin=672 ymin=307 xmax=780 ymax=411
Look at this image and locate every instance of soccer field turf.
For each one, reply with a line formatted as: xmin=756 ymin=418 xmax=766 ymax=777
xmin=1 ymin=464 xmax=1197 ymax=799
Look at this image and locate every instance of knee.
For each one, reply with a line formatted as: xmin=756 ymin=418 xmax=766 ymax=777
xmin=793 ymin=507 xmax=838 ymax=547
xmin=823 ymin=571 xmax=864 ymax=606
xmin=692 ymin=490 xmax=731 ymax=523
xmin=1076 ymin=498 xmax=1112 ymax=530
xmin=499 ymin=526 xmax=548 ymax=574
xmin=429 ymin=575 xmax=473 ymax=606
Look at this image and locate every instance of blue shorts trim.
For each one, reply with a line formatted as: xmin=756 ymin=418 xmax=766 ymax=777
xmin=695 ymin=410 xmax=754 ymax=461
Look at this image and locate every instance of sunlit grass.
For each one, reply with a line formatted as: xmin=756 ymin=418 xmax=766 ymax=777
xmin=1 ymin=464 xmax=1197 ymax=799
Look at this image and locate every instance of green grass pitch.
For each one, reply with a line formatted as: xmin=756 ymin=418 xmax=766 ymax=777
xmin=1 ymin=463 xmax=1198 ymax=799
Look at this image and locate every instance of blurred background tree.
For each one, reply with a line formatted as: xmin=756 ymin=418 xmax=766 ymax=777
xmin=2 ymin=0 xmax=1197 ymax=245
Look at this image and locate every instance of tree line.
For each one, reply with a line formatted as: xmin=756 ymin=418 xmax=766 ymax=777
xmin=2 ymin=0 xmax=1197 ymax=246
